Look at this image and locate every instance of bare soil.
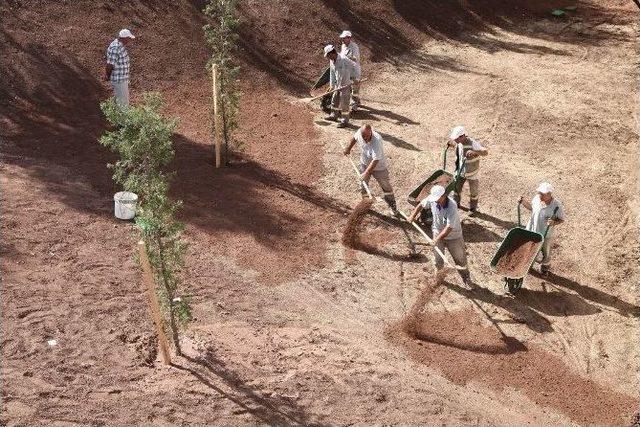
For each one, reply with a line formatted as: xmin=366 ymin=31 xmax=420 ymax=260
xmin=2 ymin=0 xmax=639 ymax=426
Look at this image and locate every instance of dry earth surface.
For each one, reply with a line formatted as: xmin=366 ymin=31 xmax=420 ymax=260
xmin=1 ymin=0 xmax=639 ymax=425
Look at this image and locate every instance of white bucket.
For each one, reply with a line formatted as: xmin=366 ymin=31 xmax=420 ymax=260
xmin=114 ymin=191 xmax=138 ymax=220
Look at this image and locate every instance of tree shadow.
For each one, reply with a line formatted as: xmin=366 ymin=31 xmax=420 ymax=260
xmin=173 ymin=351 xmax=326 ymax=427
xmin=530 ymin=270 xmax=640 ymax=318
xmin=443 ymin=281 xmax=554 ymax=333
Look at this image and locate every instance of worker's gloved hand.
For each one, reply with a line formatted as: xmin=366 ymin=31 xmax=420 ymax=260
xmin=518 ymin=195 xmax=524 ymax=204
xmin=465 ymin=151 xmax=478 ymax=158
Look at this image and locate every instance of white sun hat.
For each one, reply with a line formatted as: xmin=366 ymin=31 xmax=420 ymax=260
xmin=323 ymin=44 xmax=335 ymax=57
xmin=118 ymin=29 xmax=135 ymax=39
xmin=340 ymin=30 xmax=352 ymax=38
xmin=449 ymin=125 xmax=466 ymax=140
xmin=425 ymin=185 xmax=446 ymax=203
xmin=537 ymin=182 xmax=554 ymax=194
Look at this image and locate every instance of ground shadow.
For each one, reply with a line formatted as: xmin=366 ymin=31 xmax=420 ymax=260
xmin=515 ymin=287 xmax=602 ymax=317
xmin=462 ymin=221 xmax=503 ymax=243
xmin=174 ymin=352 xmax=326 ymax=427
xmin=443 ymin=281 xmax=553 ymax=333
xmin=356 ymin=105 xmax=420 ymax=126
xmin=530 ymin=270 xmax=640 ymax=318
xmin=468 ymin=210 xmax=518 ymax=230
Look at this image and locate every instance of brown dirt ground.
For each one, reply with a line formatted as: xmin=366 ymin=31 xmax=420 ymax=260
xmin=2 ymin=0 xmax=640 ymax=426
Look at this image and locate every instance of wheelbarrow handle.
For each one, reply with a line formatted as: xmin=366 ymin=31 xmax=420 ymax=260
xmin=517 ymin=200 xmax=522 ymax=228
xmin=542 ymin=206 xmax=560 ymax=239
xmin=442 ymin=144 xmax=449 ymax=170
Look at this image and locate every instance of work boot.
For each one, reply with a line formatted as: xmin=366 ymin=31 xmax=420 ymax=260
xmin=337 ymin=117 xmax=349 ymax=128
xmin=324 ymin=112 xmax=339 ymax=122
xmin=540 ymin=264 xmax=550 ymax=276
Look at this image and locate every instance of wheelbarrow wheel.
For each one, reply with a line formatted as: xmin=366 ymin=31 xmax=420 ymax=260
xmin=420 ymin=209 xmax=433 ymax=226
xmin=504 ymin=277 xmax=523 ymax=294
xmin=321 ymin=93 xmax=332 ymax=113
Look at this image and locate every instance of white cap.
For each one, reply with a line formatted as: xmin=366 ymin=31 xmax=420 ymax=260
xmin=340 ymin=30 xmax=352 ymax=38
xmin=537 ymin=182 xmax=554 ymax=194
xmin=425 ymin=185 xmax=446 ymax=203
xmin=323 ymin=44 xmax=335 ymax=57
xmin=118 ymin=29 xmax=135 ymax=39
xmin=449 ymin=125 xmax=466 ymax=140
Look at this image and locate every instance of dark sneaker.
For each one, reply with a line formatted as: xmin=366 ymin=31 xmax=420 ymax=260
xmin=324 ymin=114 xmax=338 ymax=122
xmin=337 ymin=119 xmax=349 ymax=128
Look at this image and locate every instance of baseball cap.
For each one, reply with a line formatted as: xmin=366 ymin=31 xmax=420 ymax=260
xmin=537 ymin=182 xmax=554 ymax=194
xmin=449 ymin=125 xmax=466 ymax=140
xmin=340 ymin=30 xmax=352 ymax=38
xmin=323 ymin=44 xmax=336 ymax=57
xmin=119 ymin=29 xmax=135 ymax=39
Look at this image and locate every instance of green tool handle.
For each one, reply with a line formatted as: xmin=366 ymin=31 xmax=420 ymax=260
xmin=442 ymin=145 xmax=449 ymax=170
xmin=517 ymin=201 xmax=522 ymax=228
xmin=542 ymin=206 xmax=560 ymax=239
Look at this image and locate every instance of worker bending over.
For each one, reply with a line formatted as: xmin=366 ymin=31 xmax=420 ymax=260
xmin=324 ymin=44 xmax=357 ymax=128
xmin=519 ymin=182 xmax=565 ymax=275
xmin=339 ymin=30 xmax=362 ymax=110
xmin=344 ymin=124 xmax=398 ymax=214
xmin=448 ymin=126 xmax=488 ymax=214
xmin=408 ymin=185 xmax=472 ymax=286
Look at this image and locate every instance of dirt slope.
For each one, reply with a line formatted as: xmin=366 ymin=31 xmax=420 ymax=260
xmin=2 ymin=0 xmax=639 ymax=425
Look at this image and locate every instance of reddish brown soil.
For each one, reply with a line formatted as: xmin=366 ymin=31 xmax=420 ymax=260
xmin=495 ymin=233 xmax=541 ymax=276
xmin=387 ymin=309 xmax=637 ymax=426
xmin=2 ymin=0 xmax=638 ymax=425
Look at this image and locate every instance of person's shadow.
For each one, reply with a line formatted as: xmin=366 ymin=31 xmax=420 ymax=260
xmin=530 ymin=270 xmax=640 ymax=318
xmin=443 ymin=281 xmax=554 ymax=333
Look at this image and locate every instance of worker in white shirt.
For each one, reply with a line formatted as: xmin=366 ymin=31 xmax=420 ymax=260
xmin=339 ymin=30 xmax=362 ymax=110
xmin=448 ymin=125 xmax=488 ymax=214
xmin=343 ymin=124 xmax=397 ymax=213
xmin=323 ymin=44 xmax=358 ymax=128
xmin=408 ymin=185 xmax=472 ymax=285
xmin=519 ymin=182 xmax=565 ymax=275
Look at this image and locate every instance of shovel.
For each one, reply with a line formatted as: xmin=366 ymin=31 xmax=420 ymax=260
xmin=299 ymin=78 xmax=368 ymax=103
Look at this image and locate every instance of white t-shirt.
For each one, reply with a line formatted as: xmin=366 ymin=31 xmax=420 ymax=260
xmin=341 ymin=41 xmax=361 ymax=78
xmin=526 ymin=195 xmax=565 ymax=234
xmin=354 ymin=128 xmax=387 ymax=171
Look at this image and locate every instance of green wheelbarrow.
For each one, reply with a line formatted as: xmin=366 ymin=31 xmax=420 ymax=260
xmin=310 ymin=67 xmax=332 ymax=113
xmin=490 ymin=202 xmax=558 ymax=294
xmin=407 ymin=145 xmax=465 ymax=224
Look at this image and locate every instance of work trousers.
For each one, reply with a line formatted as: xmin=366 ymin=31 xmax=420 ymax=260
xmin=537 ymin=231 xmax=554 ymax=267
xmin=434 ymin=237 xmax=470 ymax=281
xmin=350 ymin=80 xmax=360 ymax=106
xmin=331 ymin=87 xmax=351 ymax=113
xmin=111 ymin=80 xmax=130 ymax=108
xmin=454 ymin=177 xmax=479 ymax=210
xmin=359 ymin=165 xmax=396 ymax=209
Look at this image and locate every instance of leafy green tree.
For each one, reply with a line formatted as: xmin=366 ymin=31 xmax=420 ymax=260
xmin=100 ymin=93 xmax=191 ymax=356
xmin=203 ymin=0 xmax=241 ymax=155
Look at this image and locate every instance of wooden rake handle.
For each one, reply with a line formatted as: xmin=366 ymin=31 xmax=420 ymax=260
xmin=397 ymin=211 xmax=467 ymax=271
xmin=336 ymin=140 xmax=374 ymax=199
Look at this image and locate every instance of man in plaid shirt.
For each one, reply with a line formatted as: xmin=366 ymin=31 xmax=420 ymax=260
xmin=105 ymin=29 xmax=135 ymax=107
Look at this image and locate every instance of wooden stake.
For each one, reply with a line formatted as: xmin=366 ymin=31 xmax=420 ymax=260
xmin=212 ymin=64 xmax=222 ymax=169
xmin=137 ymin=240 xmax=172 ymax=365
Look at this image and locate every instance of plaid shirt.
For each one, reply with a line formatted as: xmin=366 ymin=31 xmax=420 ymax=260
xmin=106 ymin=38 xmax=130 ymax=83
